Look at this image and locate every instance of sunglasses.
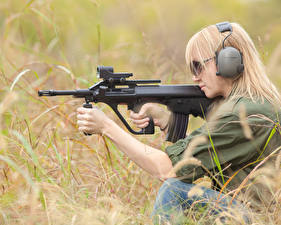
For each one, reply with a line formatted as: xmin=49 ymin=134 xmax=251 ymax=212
xmin=190 ymin=57 xmax=214 ymax=76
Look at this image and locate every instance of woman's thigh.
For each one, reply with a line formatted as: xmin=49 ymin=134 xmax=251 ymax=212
xmin=151 ymin=178 xmax=250 ymax=224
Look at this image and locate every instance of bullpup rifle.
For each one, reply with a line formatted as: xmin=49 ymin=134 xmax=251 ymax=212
xmin=38 ymin=66 xmax=213 ymax=142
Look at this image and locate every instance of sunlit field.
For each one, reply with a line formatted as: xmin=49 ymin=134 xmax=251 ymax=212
xmin=0 ymin=0 xmax=281 ymax=224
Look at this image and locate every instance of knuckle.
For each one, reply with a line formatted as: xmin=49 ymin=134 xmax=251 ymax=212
xmin=85 ymin=114 xmax=91 ymax=121
xmin=132 ymin=113 xmax=138 ymax=118
xmin=78 ymin=127 xmax=85 ymax=132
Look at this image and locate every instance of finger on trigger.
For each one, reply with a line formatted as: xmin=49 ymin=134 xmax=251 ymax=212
xmin=132 ymin=117 xmax=149 ymax=125
xmin=138 ymin=122 xmax=149 ymax=129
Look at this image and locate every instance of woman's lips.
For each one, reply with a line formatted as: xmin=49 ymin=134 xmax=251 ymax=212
xmin=199 ymin=85 xmax=205 ymax=90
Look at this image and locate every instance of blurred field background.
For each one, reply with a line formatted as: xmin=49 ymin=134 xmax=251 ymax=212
xmin=0 ymin=0 xmax=281 ymax=224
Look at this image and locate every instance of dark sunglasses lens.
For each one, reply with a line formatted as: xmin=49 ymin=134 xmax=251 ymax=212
xmin=190 ymin=61 xmax=202 ymax=76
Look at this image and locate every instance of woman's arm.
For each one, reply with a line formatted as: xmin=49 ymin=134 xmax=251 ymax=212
xmin=77 ymin=107 xmax=175 ymax=180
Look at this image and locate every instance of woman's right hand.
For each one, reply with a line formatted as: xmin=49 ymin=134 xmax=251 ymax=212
xmin=130 ymin=103 xmax=171 ymax=131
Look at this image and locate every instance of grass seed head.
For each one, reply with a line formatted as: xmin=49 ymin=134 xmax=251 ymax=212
xmin=239 ymin=103 xmax=253 ymax=140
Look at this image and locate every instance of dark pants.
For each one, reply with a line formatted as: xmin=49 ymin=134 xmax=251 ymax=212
xmin=151 ymin=178 xmax=250 ymax=224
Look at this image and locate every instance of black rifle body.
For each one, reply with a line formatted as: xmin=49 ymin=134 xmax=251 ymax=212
xmin=38 ymin=66 xmax=213 ymax=142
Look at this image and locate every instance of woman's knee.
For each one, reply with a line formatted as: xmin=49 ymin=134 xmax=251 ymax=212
xmin=155 ymin=178 xmax=194 ymax=208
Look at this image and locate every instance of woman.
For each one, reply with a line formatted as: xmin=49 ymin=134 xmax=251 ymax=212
xmin=77 ymin=22 xmax=281 ymax=224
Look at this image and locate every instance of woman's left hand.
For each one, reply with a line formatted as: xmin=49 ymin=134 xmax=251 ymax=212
xmin=76 ymin=106 xmax=110 ymax=135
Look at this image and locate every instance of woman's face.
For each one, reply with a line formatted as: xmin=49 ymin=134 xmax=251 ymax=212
xmin=191 ymin=57 xmax=234 ymax=99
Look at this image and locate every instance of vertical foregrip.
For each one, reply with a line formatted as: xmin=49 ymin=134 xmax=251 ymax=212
xmin=83 ymin=103 xmax=93 ymax=136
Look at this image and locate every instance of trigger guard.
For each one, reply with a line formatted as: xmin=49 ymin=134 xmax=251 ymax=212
xmin=110 ymin=103 xmax=155 ymax=135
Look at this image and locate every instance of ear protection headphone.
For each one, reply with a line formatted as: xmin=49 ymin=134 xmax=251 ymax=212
xmin=215 ymin=21 xmax=244 ymax=78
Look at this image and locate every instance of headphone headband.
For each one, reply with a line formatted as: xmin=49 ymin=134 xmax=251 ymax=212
xmin=216 ymin=21 xmax=232 ymax=33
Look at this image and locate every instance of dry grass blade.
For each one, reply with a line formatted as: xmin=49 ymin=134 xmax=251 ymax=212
xmin=0 ymin=155 xmax=35 ymax=187
xmin=239 ymin=103 xmax=253 ymax=140
xmin=0 ymin=91 xmax=18 ymax=115
xmin=10 ymin=69 xmax=31 ymax=91
xmin=231 ymin=146 xmax=281 ymax=205
xmin=275 ymin=151 xmax=281 ymax=170
xmin=168 ymin=136 xmax=205 ymax=177
xmin=188 ymin=185 xmax=204 ymax=198
xmin=183 ymin=136 xmax=208 ymax=159
xmin=172 ymin=158 xmax=202 ymax=174
xmin=0 ymin=91 xmax=18 ymax=149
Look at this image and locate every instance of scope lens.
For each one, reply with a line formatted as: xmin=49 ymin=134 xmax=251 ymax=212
xmin=97 ymin=66 xmax=101 ymax=78
xmin=96 ymin=66 xmax=114 ymax=79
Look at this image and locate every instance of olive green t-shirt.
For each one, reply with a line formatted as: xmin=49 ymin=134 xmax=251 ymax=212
xmin=166 ymin=97 xmax=281 ymax=191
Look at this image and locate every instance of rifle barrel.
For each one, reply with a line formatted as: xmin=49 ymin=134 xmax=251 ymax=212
xmin=38 ymin=89 xmax=92 ymax=97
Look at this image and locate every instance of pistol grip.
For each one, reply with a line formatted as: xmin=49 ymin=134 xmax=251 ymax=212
xmin=132 ymin=104 xmax=155 ymax=134
xmin=141 ymin=119 xmax=155 ymax=134
xmin=83 ymin=103 xmax=93 ymax=136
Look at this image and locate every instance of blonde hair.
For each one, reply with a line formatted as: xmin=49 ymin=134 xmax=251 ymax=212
xmin=185 ymin=22 xmax=281 ymax=106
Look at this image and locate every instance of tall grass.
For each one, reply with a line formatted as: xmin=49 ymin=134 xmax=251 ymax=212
xmin=0 ymin=0 xmax=281 ymax=224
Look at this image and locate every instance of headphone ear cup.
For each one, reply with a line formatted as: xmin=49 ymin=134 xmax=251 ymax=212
xmin=215 ymin=51 xmax=220 ymax=75
xmin=216 ymin=47 xmax=244 ymax=78
xmin=237 ymin=64 xmax=244 ymax=74
xmin=215 ymin=51 xmax=218 ymax=65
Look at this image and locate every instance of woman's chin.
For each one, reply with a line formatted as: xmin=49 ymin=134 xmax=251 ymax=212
xmin=204 ymin=91 xmax=216 ymax=99
xmin=203 ymin=90 xmax=211 ymax=98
